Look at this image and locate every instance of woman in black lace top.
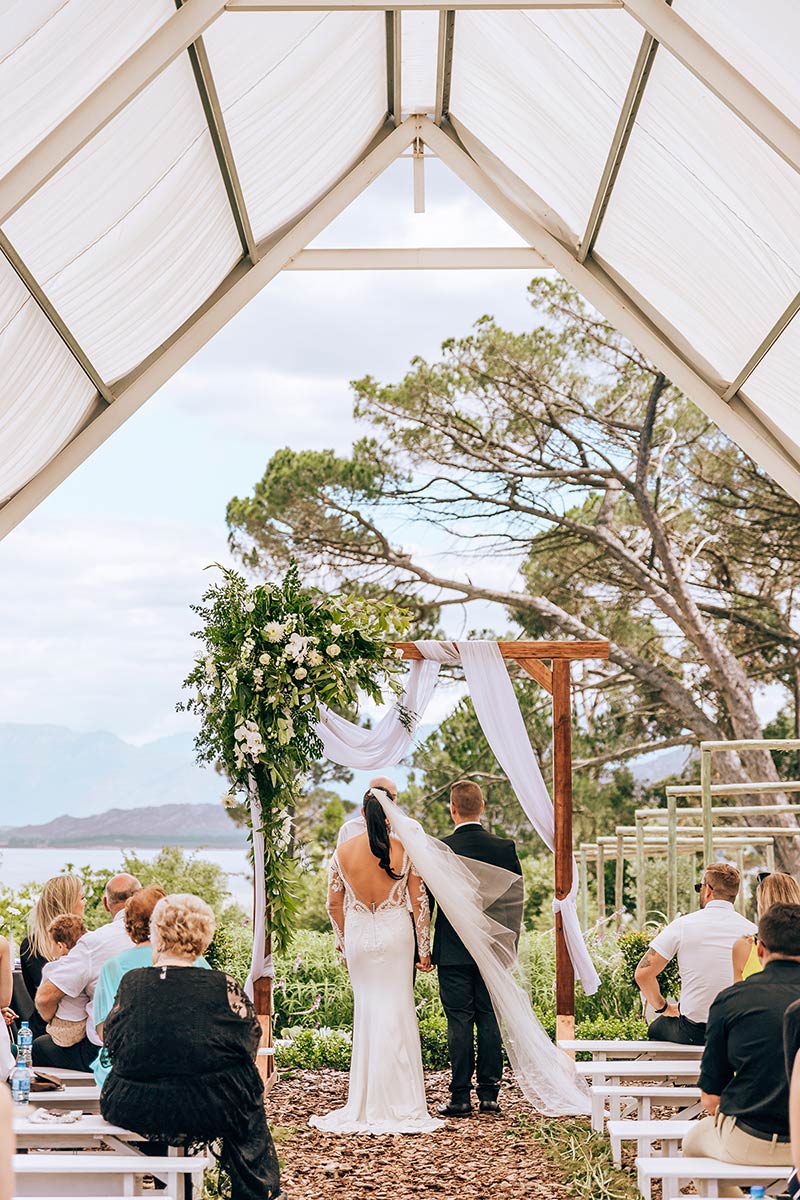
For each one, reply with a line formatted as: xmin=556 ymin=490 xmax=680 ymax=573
xmin=100 ymin=894 xmax=281 ymax=1200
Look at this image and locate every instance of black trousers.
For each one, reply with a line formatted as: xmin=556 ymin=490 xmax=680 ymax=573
xmin=32 ymin=1033 xmax=98 ymax=1071
xmin=438 ymin=963 xmax=503 ymax=1103
xmin=647 ymin=1013 xmax=706 ymax=1045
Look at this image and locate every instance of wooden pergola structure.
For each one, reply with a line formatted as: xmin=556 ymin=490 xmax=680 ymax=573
xmin=397 ymin=639 xmax=610 ymax=1040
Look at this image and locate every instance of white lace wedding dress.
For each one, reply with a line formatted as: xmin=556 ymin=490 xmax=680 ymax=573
xmin=309 ymin=842 xmax=444 ymax=1134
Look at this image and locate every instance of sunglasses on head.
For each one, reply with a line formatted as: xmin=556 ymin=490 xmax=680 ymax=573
xmin=694 ymin=880 xmax=714 ymax=894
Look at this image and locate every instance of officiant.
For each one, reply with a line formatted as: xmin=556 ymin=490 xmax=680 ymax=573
xmin=432 ymin=781 xmax=523 ymax=1118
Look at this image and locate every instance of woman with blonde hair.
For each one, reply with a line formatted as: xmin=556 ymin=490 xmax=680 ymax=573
xmin=733 ymin=871 xmax=800 ymax=981
xmin=101 ymin=894 xmax=282 ymax=1200
xmin=20 ymin=875 xmax=85 ymax=1035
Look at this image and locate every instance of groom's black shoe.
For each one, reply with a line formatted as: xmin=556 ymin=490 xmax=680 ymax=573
xmin=479 ymin=1100 xmax=501 ymax=1114
xmin=437 ymin=1101 xmax=472 ymax=1118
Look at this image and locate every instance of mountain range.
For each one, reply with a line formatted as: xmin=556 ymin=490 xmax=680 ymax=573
xmin=0 ymin=803 xmax=245 ymax=848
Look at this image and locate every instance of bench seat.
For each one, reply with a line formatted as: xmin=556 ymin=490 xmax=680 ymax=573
xmin=636 ymin=1154 xmax=792 ymax=1200
xmin=607 ymin=1119 xmax=694 ymax=1166
xmin=13 ymin=1153 xmax=210 ymax=1197
xmin=590 ymin=1084 xmax=701 ymax=1131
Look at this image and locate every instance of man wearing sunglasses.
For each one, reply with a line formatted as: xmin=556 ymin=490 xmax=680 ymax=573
xmin=635 ymin=862 xmax=756 ymax=1045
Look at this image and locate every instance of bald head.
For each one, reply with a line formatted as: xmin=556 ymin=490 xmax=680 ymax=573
xmin=104 ymin=873 xmax=142 ymax=915
xmin=369 ymin=776 xmax=397 ymax=800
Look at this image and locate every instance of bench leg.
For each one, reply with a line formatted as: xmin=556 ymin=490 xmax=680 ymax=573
xmin=591 ymin=1091 xmax=605 ymax=1133
xmin=641 ymin=1098 xmax=651 ymax=1120
xmin=636 ymin=1164 xmax=651 ymax=1200
xmin=610 ymin=1133 xmax=622 ymax=1168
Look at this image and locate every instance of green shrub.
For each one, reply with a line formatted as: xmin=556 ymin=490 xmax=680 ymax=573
xmin=618 ymin=930 xmax=680 ymax=1000
xmin=206 ymin=918 xmax=253 ymax=983
xmin=275 ymin=1028 xmax=352 ymax=1071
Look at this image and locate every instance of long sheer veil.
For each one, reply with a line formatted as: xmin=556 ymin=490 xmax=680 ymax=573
xmin=360 ymin=789 xmax=590 ymax=1116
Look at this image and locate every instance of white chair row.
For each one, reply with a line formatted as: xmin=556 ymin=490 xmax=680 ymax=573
xmin=559 ymin=1038 xmax=703 ymax=1062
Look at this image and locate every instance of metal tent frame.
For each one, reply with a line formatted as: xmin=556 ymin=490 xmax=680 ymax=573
xmin=3 ymin=0 xmax=800 ymax=538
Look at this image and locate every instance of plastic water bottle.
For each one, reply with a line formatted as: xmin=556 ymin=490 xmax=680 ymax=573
xmin=749 ymin=1188 xmax=765 ymax=1199
xmin=17 ymin=1020 xmax=32 ymax=1067
xmin=11 ymin=1057 xmax=31 ymax=1106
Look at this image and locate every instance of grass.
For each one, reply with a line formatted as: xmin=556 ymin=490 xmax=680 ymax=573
xmin=528 ymin=1117 xmax=640 ymax=1200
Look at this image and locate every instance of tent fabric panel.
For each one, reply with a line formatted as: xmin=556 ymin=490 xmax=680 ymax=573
xmin=745 ymin=319 xmax=800 ymax=447
xmin=203 ymin=12 xmax=387 ymax=244
xmin=595 ymin=50 xmax=800 ymax=386
xmin=401 ymin=10 xmax=439 ymax=117
xmin=0 ymin=0 xmax=174 ymax=178
xmin=0 ymin=255 xmax=96 ymax=504
xmin=674 ymin=0 xmax=800 ymax=131
xmin=448 ymin=9 xmax=644 ymax=239
xmin=4 ymin=58 xmax=242 ymax=384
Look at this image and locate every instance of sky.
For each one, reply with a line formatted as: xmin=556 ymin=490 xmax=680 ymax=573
xmin=0 ymin=158 xmax=541 ymax=746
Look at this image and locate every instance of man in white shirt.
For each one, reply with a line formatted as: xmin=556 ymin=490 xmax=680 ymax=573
xmin=635 ymin=862 xmax=756 ymax=1045
xmin=33 ymin=874 xmax=141 ymax=1070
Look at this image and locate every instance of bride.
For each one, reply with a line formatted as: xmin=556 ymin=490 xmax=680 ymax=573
xmin=309 ymin=777 xmax=444 ymax=1134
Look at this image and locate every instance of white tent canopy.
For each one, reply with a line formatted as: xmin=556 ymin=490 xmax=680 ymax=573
xmin=2 ymin=0 xmax=800 ymax=538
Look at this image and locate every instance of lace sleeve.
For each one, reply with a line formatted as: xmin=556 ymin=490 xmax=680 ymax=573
xmin=327 ymin=855 xmax=346 ymax=956
xmin=408 ymin=864 xmax=431 ymax=958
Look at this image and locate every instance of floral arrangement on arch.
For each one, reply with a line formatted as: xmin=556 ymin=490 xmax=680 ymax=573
xmin=180 ymin=562 xmax=410 ymax=950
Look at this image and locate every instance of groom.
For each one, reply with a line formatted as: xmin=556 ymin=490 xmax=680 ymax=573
xmin=433 ymin=780 xmax=523 ymax=1117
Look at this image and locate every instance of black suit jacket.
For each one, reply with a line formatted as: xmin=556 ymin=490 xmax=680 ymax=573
xmin=431 ymin=823 xmax=523 ymax=968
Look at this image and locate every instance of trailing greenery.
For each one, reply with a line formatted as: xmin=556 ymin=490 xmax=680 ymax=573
xmin=180 ymin=561 xmax=409 ymax=951
xmin=531 ymin=1118 xmax=639 ymax=1200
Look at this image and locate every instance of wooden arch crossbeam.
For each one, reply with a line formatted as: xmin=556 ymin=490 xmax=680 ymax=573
xmin=395 ymin=639 xmax=609 ymax=1039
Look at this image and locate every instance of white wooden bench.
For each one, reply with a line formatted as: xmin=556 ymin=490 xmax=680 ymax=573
xmin=13 ymin=1114 xmax=139 ymax=1149
xmin=29 ymin=1086 xmax=101 ymax=1113
xmin=607 ymin=1119 xmax=693 ymax=1166
xmin=590 ymin=1084 xmax=701 ymax=1132
xmin=559 ymin=1039 xmax=703 ymax=1061
xmin=636 ymin=1154 xmax=792 ymax=1200
xmin=579 ymin=1059 xmax=701 ymax=1084
xmin=40 ymin=1068 xmax=96 ymax=1087
xmin=13 ymin=1152 xmax=210 ymax=1197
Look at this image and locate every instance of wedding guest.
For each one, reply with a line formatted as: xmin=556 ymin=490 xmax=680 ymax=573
xmin=33 ymin=873 xmax=140 ymax=1069
xmin=635 ymin=862 xmax=755 ymax=1045
xmin=733 ymin=871 xmax=800 ymax=981
xmin=42 ymin=913 xmax=89 ymax=1049
xmin=101 ymin=894 xmax=282 ymax=1200
xmin=91 ymin=885 xmax=210 ymax=1085
xmin=432 ymin=780 xmax=523 ymax=1117
xmin=0 ymin=1084 xmax=11 ymax=1200
xmin=784 ymin=990 xmax=800 ymax=1200
xmin=681 ymin=903 xmax=800 ymax=1195
xmin=20 ymin=874 xmax=85 ymax=1036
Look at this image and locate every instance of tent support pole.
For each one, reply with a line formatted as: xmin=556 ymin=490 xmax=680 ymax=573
xmin=552 ymin=659 xmax=575 ymax=1043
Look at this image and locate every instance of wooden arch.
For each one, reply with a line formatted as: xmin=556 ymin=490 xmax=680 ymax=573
xmin=396 ymin=639 xmax=609 ymax=1040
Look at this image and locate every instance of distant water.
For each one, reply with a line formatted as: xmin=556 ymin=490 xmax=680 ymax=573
xmin=0 ymin=846 xmax=253 ymax=911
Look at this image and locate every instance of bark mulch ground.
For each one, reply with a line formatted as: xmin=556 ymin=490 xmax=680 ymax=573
xmin=267 ymin=1070 xmax=574 ymax=1200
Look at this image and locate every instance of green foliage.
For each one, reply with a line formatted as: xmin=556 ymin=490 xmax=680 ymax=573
xmin=532 ymin=1117 xmax=639 ymax=1200
xmin=294 ymin=867 xmax=332 ymax=934
xmin=121 ymin=847 xmax=237 ymax=919
xmin=618 ymin=930 xmax=680 ymax=999
xmin=205 ymin=917 xmax=253 ymax=983
xmin=276 ymin=1028 xmax=353 ymax=1072
xmin=179 ymin=561 xmax=409 ymax=952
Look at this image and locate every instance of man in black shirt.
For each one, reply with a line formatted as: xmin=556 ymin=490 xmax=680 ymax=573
xmin=682 ymin=903 xmax=800 ymax=1195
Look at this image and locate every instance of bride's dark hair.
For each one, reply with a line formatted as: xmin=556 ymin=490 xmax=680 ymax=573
xmin=363 ymin=790 xmax=402 ymax=880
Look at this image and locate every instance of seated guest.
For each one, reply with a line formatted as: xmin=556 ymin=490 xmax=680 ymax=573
xmin=42 ymin=914 xmax=89 ymax=1049
xmin=20 ymin=874 xmax=85 ymax=1037
xmin=0 ymin=1084 xmax=11 ymax=1200
xmin=101 ymin=894 xmax=282 ymax=1200
xmin=733 ymin=871 xmax=800 ymax=981
xmin=34 ymin=873 xmax=140 ymax=1069
xmin=91 ymin=885 xmax=210 ymax=1085
xmin=635 ymin=862 xmax=755 ymax=1044
xmin=681 ymin=903 xmax=800 ymax=1197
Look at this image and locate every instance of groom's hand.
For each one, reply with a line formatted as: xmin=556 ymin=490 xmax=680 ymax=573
xmin=416 ymin=955 xmax=433 ymax=972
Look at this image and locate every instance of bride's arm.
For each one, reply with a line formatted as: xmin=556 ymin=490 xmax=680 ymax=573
xmin=327 ymin=857 xmax=347 ymax=960
xmin=408 ymin=866 xmax=433 ymax=971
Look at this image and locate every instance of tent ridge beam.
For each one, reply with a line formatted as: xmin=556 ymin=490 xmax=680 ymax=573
xmin=0 ymin=119 xmax=416 ymax=541
xmin=0 ymin=0 xmax=227 ymax=227
xmin=178 ymin=6 xmax=259 ymax=263
xmin=284 ymin=246 xmax=549 ymax=269
xmin=622 ymin=0 xmax=800 ymax=179
xmin=228 ymin=0 xmax=621 ymax=8
xmin=578 ymin=25 xmax=660 ymax=261
xmin=0 ymin=231 xmax=113 ymax=406
xmin=395 ymin=639 xmax=609 ymax=660
xmin=434 ymin=10 xmax=456 ymax=126
xmin=723 ymin=288 xmax=800 ymax=402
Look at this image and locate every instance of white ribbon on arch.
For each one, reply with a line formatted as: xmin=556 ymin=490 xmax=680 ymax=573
xmin=313 ymin=639 xmax=599 ymax=995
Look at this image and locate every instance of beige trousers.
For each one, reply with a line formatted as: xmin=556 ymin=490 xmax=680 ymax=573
xmin=682 ymin=1112 xmax=793 ymax=1197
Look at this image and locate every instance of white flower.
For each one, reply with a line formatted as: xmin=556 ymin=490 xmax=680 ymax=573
xmin=244 ymin=598 xmax=255 ymax=613
xmin=346 ymin=664 xmax=357 ymax=678
xmin=263 ymin=621 xmax=286 ymax=643
xmin=384 ymin=647 xmax=394 ymax=659
xmin=259 ymin=652 xmax=271 ymax=665
xmin=294 ymin=667 xmax=308 ymax=680
xmin=307 ymin=649 xmax=323 ymax=668
xmin=330 ymin=623 xmax=342 ymax=637
xmin=203 ymin=655 xmax=217 ymax=683
xmin=285 ymin=632 xmax=309 ymax=662
xmin=327 ymin=644 xmax=341 ymax=658
xmin=7 ymin=906 xmax=20 ymax=916
xmin=394 ymin=647 xmax=405 ymax=659
xmin=221 ymin=794 xmax=238 ymax=810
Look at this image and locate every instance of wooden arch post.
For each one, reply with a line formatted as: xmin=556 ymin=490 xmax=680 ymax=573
xmin=397 ymin=640 xmax=609 ymax=1041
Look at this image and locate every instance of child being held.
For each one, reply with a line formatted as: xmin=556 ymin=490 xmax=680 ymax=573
xmin=42 ymin=914 xmax=89 ymax=1047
